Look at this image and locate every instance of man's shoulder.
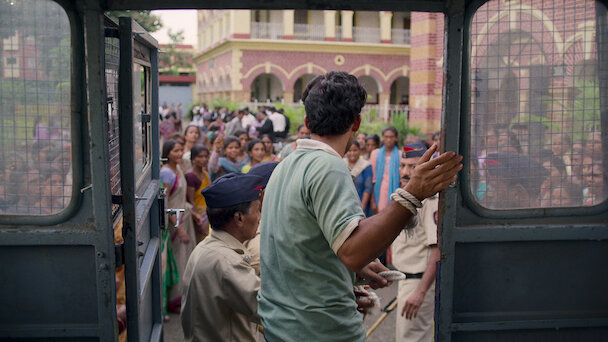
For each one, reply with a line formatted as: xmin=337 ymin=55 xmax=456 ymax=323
xmin=197 ymin=237 xmax=245 ymax=264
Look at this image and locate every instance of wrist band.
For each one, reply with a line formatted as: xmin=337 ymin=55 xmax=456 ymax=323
xmin=396 ymin=188 xmax=423 ymax=208
xmin=390 ymin=193 xmax=417 ymax=216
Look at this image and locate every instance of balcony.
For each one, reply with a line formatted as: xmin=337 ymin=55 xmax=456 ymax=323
xmin=294 ymin=24 xmax=325 ymax=41
xmin=391 ymin=28 xmax=411 ymax=45
xmin=353 ymin=26 xmax=381 ymax=43
xmin=248 ymin=22 xmax=410 ymax=45
xmin=251 ymin=22 xmax=284 ymax=39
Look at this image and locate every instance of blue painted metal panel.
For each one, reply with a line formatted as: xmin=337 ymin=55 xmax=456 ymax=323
xmin=159 ymin=85 xmax=194 ymax=113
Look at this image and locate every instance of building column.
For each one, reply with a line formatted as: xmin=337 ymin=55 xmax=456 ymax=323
xmin=341 ymin=11 xmax=354 ymax=42
xmin=230 ymin=10 xmax=251 ymax=39
xmin=283 ymin=10 xmax=294 ymax=39
xmin=408 ymin=12 xmax=444 ymax=134
xmin=380 ymin=11 xmax=393 ymax=44
xmin=212 ymin=20 xmax=220 ymax=46
xmin=283 ymin=90 xmax=294 ymax=104
xmin=231 ymin=90 xmax=250 ymax=103
xmin=324 ymin=10 xmax=337 ymax=41
xmin=379 ymin=91 xmax=391 ymax=122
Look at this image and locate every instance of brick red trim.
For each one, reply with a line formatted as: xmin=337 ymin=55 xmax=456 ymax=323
xmin=159 ymin=75 xmax=196 ymax=83
xmin=381 ymin=39 xmax=392 ymax=44
xmin=282 ymin=35 xmax=294 ymax=40
xmin=342 ymin=38 xmax=353 ymax=42
xmin=231 ymin=33 xmax=251 ymax=39
xmin=324 ymin=37 xmax=336 ymax=41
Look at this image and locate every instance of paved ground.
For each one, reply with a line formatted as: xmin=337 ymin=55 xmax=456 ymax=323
xmin=164 ymin=284 xmax=398 ymax=341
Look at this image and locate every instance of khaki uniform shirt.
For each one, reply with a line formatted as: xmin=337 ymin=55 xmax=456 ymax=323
xmin=391 ymin=195 xmax=439 ymax=274
xmin=243 ymin=226 xmax=261 ymax=276
xmin=181 ymin=230 xmax=260 ymax=342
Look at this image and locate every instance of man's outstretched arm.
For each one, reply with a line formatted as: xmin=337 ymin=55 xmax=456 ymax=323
xmin=337 ymin=144 xmax=462 ymax=272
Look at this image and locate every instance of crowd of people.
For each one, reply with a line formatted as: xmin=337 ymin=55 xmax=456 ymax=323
xmin=0 ymin=116 xmax=72 ymax=215
xmin=471 ymin=127 xmax=605 ymax=209
xmin=147 ymin=71 xmax=466 ymax=342
xmin=125 ymin=72 xmax=605 ymax=342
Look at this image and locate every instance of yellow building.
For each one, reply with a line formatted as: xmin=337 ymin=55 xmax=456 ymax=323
xmin=195 ymin=10 xmax=444 ymax=133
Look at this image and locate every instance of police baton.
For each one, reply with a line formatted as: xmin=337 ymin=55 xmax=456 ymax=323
xmin=366 ymin=296 xmax=398 ymax=338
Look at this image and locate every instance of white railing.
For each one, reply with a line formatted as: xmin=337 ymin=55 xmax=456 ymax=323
xmin=294 ymin=24 xmax=325 ymax=41
xmin=361 ymin=104 xmax=409 ymax=123
xmin=335 ymin=25 xmax=342 ymax=41
xmin=391 ymin=28 xmax=411 ymax=45
xmin=242 ymin=101 xmax=409 ymax=124
xmin=251 ymin=22 xmax=284 ymax=40
xmin=353 ymin=26 xmax=381 ymax=43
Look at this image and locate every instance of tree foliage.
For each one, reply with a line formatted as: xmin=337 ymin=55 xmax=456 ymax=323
xmin=107 ymin=10 xmax=163 ymax=33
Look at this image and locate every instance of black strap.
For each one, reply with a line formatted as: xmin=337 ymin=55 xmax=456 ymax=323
xmin=401 ymin=272 xmax=424 ymax=279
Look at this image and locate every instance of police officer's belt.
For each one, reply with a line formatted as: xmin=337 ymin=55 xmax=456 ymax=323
xmin=400 ymin=272 xmax=424 ymax=279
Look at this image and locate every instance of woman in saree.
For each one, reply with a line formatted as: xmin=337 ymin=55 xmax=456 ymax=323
xmin=185 ymin=144 xmax=211 ymax=243
xmin=260 ymin=134 xmax=280 ymax=162
xmin=180 ymin=124 xmax=201 ymax=173
xmin=160 ymin=139 xmax=202 ymax=318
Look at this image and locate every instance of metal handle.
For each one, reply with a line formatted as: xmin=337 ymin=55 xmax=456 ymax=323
xmin=166 ymin=209 xmax=185 ymax=227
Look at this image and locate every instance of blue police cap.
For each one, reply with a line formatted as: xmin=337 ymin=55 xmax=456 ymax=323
xmin=248 ymin=161 xmax=279 ymax=188
xmin=485 ymin=152 xmax=549 ymax=180
xmin=402 ymin=142 xmax=427 ymax=158
xmin=201 ymin=173 xmax=265 ymax=208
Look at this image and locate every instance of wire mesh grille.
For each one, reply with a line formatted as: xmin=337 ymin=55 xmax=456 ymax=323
xmin=470 ymin=0 xmax=607 ymax=210
xmin=0 ymin=0 xmax=72 ymax=215
xmin=105 ymin=32 xmax=122 ymax=217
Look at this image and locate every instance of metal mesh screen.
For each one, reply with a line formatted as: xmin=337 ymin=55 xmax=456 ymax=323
xmin=470 ymin=0 xmax=607 ymax=210
xmin=105 ymin=30 xmax=122 ymax=217
xmin=0 ymin=0 xmax=72 ymax=215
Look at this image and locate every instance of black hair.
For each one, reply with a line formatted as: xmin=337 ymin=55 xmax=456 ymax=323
xmin=247 ymin=139 xmax=264 ymax=152
xmin=184 ymin=124 xmax=201 ymax=137
xmin=223 ymin=136 xmax=241 ymax=150
xmin=366 ymin=134 xmax=380 ymax=146
xmin=431 ymin=131 xmax=441 ymax=141
xmin=382 ymin=126 xmax=399 ymax=137
xmin=540 ymin=150 xmax=567 ymax=178
xmin=207 ymin=201 xmax=253 ymax=230
xmin=297 ymin=124 xmax=306 ymax=132
xmin=209 ymin=132 xmax=221 ymax=146
xmin=357 ymin=132 xmax=368 ymax=138
xmin=190 ymin=144 xmax=209 ymax=161
xmin=351 ymin=141 xmax=361 ymax=149
xmin=261 ymin=134 xmax=274 ymax=143
xmin=302 ymin=71 xmax=367 ymax=136
xmin=161 ymin=139 xmax=182 ymax=163
xmin=234 ymin=130 xmax=247 ymax=138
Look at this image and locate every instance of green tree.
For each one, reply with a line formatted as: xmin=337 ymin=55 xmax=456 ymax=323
xmin=107 ymin=10 xmax=163 ymax=33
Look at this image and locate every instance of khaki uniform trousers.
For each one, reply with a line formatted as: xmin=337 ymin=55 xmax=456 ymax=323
xmin=396 ymin=278 xmax=435 ymax=342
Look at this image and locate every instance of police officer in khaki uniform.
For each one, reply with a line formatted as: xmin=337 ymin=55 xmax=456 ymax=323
xmin=243 ymin=161 xmax=279 ymax=276
xmin=391 ymin=142 xmax=440 ymax=342
xmin=180 ymin=173 xmax=265 ymax=342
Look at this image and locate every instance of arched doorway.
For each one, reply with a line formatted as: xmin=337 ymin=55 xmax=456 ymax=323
xmin=293 ymin=74 xmax=317 ymax=102
xmin=250 ymin=73 xmax=284 ymax=102
xmin=358 ymin=75 xmax=380 ymax=104
xmin=389 ymin=76 xmax=409 ymax=104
